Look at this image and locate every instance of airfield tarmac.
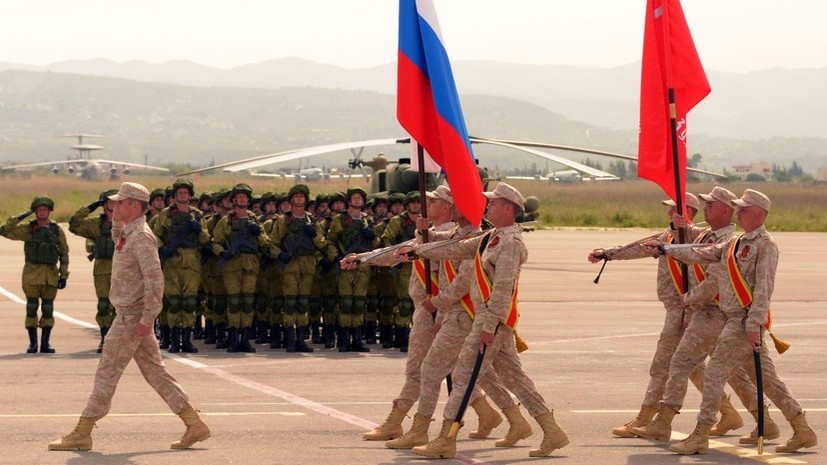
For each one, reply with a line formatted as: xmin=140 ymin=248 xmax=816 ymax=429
xmin=0 ymin=228 xmax=824 ymax=465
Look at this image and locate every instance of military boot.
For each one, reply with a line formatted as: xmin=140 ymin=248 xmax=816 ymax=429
xmin=631 ymin=404 xmax=678 ymax=441
xmin=364 ymin=321 xmax=377 ymax=344
xmin=385 ymin=414 xmax=433 ymax=449
xmin=284 ymin=326 xmax=297 ymax=353
xmin=311 ymin=324 xmax=323 ymax=344
xmin=254 ymin=321 xmax=270 ymax=344
xmin=739 ymin=406 xmax=781 ymax=444
xmin=322 ymin=324 xmax=335 ymax=349
xmin=168 ymin=327 xmax=181 ymax=353
xmin=495 ymin=404 xmax=533 ymax=447
xmin=381 ymin=324 xmax=394 ymax=348
xmin=270 ymin=324 xmax=283 ymax=349
xmin=215 ymin=323 xmax=229 ymax=349
xmin=159 ymin=324 xmax=171 ymax=349
xmin=226 ymin=327 xmax=239 ymax=353
xmin=397 ymin=326 xmax=410 ymax=352
xmin=295 ymin=326 xmax=314 ymax=353
xmin=48 ymin=417 xmax=95 ymax=451
xmin=97 ymin=326 xmax=109 ymax=354
xmin=338 ymin=327 xmax=351 ymax=353
xmin=411 ymin=419 xmax=457 ymax=459
xmin=170 ymin=408 xmax=211 ymax=449
xmin=776 ymin=412 xmax=817 ymax=453
xmin=710 ymin=395 xmax=744 ymax=435
xmin=203 ymin=321 xmax=215 ymax=344
xmin=469 ymin=395 xmax=503 ymax=439
xmin=181 ymin=328 xmax=199 ymax=353
xmin=350 ymin=326 xmax=370 ymax=353
xmin=669 ymin=422 xmax=712 ymax=455
xmin=26 ymin=327 xmax=38 ymax=353
xmin=529 ymin=411 xmax=569 ymax=457
xmin=612 ymin=404 xmax=659 ymax=437
xmin=40 ymin=326 xmax=56 ymax=353
xmin=238 ymin=327 xmax=256 ymax=353
xmin=193 ymin=317 xmax=204 ymax=340
xmin=363 ymin=406 xmax=406 ymax=441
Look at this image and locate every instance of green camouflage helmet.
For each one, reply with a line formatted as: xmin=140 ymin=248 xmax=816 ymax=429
xmin=231 ymin=183 xmax=253 ymax=200
xmin=329 ymin=191 xmax=346 ymax=203
xmin=288 ymin=184 xmax=310 ymax=200
xmin=99 ymin=189 xmax=119 ymax=202
xmin=346 ymin=187 xmax=368 ymax=204
xmin=172 ymin=178 xmax=195 ymax=196
xmin=30 ymin=196 xmax=55 ymax=211
xmin=315 ymin=193 xmax=329 ymax=205
xmin=387 ymin=192 xmax=405 ymax=205
xmin=373 ymin=192 xmax=389 ymax=206
xmin=404 ymin=191 xmax=421 ymax=204
xmin=199 ymin=191 xmax=214 ymax=204
xmin=523 ymin=196 xmax=540 ymax=214
xmin=213 ymin=188 xmax=231 ymax=202
xmin=260 ymin=191 xmax=277 ymax=205
xmin=149 ymin=188 xmax=166 ymax=202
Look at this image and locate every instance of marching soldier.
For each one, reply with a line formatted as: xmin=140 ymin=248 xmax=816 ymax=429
xmin=398 ymin=183 xmax=569 ymax=459
xmin=648 ymin=189 xmax=818 ymax=455
xmin=212 ymin=183 xmax=272 ymax=353
xmin=1 ymin=196 xmax=70 ymax=354
xmin=326 ymin=187 xmax=376 ymax=352
xmin=379 ymin=191 xmax=421 ymax=351
xmin=152 ymin=179 xmax=217 ymax=353
xmin=269 ymin=184 xmax=326 ymax=353
xmin=631 ymin=187 xmax=771 ymax=443
xmin=69 ymin=189 xmax=118 ymax=353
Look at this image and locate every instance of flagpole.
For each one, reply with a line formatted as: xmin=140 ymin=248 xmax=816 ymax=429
xmin=661 ymin=0 xmax=690 ymax=293
xmin=416 ymin=143 xmax=432 ymax=296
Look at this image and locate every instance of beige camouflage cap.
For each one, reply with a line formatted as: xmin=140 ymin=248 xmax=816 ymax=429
xmin=699 ymin=186 xmax=738 ymax=205
xmin=109 ymin=182 xmax=150 ymax=202
xmin=484 ymin=182 xmax=525 ymax=207
xmin=732 ymin=189 xmax=771 ymax=212
xmin=661 ymin=193 xmax=700 ymax=211
xmin=425 ymin=185 xmax=454 ymax=205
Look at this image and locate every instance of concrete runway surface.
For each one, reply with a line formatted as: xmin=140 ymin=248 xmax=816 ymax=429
xmin=0 ymin=228 xmax=824 ymax=465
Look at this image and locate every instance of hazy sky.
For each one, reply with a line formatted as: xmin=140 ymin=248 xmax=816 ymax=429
xmin=1 ymin=0 xmax=824 ymax=72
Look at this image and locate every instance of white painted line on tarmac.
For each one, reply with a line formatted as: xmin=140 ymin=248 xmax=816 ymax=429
xmin=669 ymin=431 xmax=807 ymax=464
xmin=574 ymin=408 xmax=827 ymax=413
xmin=0 ymin=411 xmax=305 ymax=418
xmin=0 ymin=284 xmax=26 ymax=304
xmin=54 ymin=310 xmax=98 ymax=329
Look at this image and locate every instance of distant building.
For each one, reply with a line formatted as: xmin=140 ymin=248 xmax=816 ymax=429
xmin=816 ymin=167 xmax=827 ymax=184
xmin=731 ymin=162 xmax=774 ymax=181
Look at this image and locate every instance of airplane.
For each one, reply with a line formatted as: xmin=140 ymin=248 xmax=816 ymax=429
xmin=1 ymin=134 xmax=170 ymax=180
xmin=174 ymin=136 xmax=725 ymax=191
xmin=506 ymin=169 xmax=586 ymax=183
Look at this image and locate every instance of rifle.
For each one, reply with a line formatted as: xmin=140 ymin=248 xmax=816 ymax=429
xmin=592 ymin=233 xmax=661 ymax=284
xmin=219 ymin=223 xmax=258 ymax=268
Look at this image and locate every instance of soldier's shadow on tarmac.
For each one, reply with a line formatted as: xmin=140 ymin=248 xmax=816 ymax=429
xmin=370 ymin=442 xmax=571 ymax=465
xmin=65 ymin=449 xmax=186 ymax=465
xmin=0 ymin=351 xmax=101 ymax=361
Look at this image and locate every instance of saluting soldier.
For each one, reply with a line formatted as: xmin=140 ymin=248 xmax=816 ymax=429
xmin=269 ymin=184 xmax=326 ymax=353
xmin=379 ymin=191 xmax=421 ymax=352
xmin=69 ymin=189 xmax=118 ymax=353
xmin=399 ymin=183 xmax=569 ymax=459
xmin=649 ymin=189 xmax=818 ymax=455
xmin=1 ymin=196 xmax=69 ymax=354
xmin=325 ymin=187 xmax=376 ymax=352
xmin=212 ymin=183 xmax=272 ymax=353
xmin=152 ymin=179 xmax=217 ymax=353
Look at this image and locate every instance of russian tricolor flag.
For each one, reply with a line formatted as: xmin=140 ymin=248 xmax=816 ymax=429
xmin=397 ymin=0 xmax=485 ymax=227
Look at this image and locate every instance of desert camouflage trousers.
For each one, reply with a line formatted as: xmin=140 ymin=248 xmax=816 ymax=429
xmin=662 ymin=308 xmax=759 ymax=412
xmin=641 ymin=303 xmax=706 ymax=408
xmin=417 ymin=311 xmax=515 ymax=418
xmin=393 ymin=303 xmax=436 ymax=412
xmin=697 ymin=316 xmax=802 ymax=425
xmin=444 ymin=318 xmax=549 ymax=420
xmin=82 ymin=312 xmax=193 ymax=421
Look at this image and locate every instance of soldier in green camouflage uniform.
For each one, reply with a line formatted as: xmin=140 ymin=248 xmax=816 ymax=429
xmin=364 ymin=193 xmax=388 ymax=344
xmin=152 ymin=179 xmax=217 ymax=354
xmin=69 ymin=189 xmax=118 ymax=353
xmin=212 ymin=184 xmax=272 ymax=353
xmin=311 ymin=192 xmax=339 ymax=346
xmin=253 ymin=192 xmax=279 ymax=344
xmin=375 ymin=192 xmax=405 ymax=347
xmin=1 ymin=196 xmax=69 ymax=354
xmin=326 ymin=187 xmax=377 ymax=352
xmin=270 ymin=184 xmax=326 ymax=353
xmin=202 ymin=188 xmax=232 ymax=347
xmin=380 ymin=191 xmax=421 ymax=352
xmin=147 ymin=188 xmax=166 ymax=221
